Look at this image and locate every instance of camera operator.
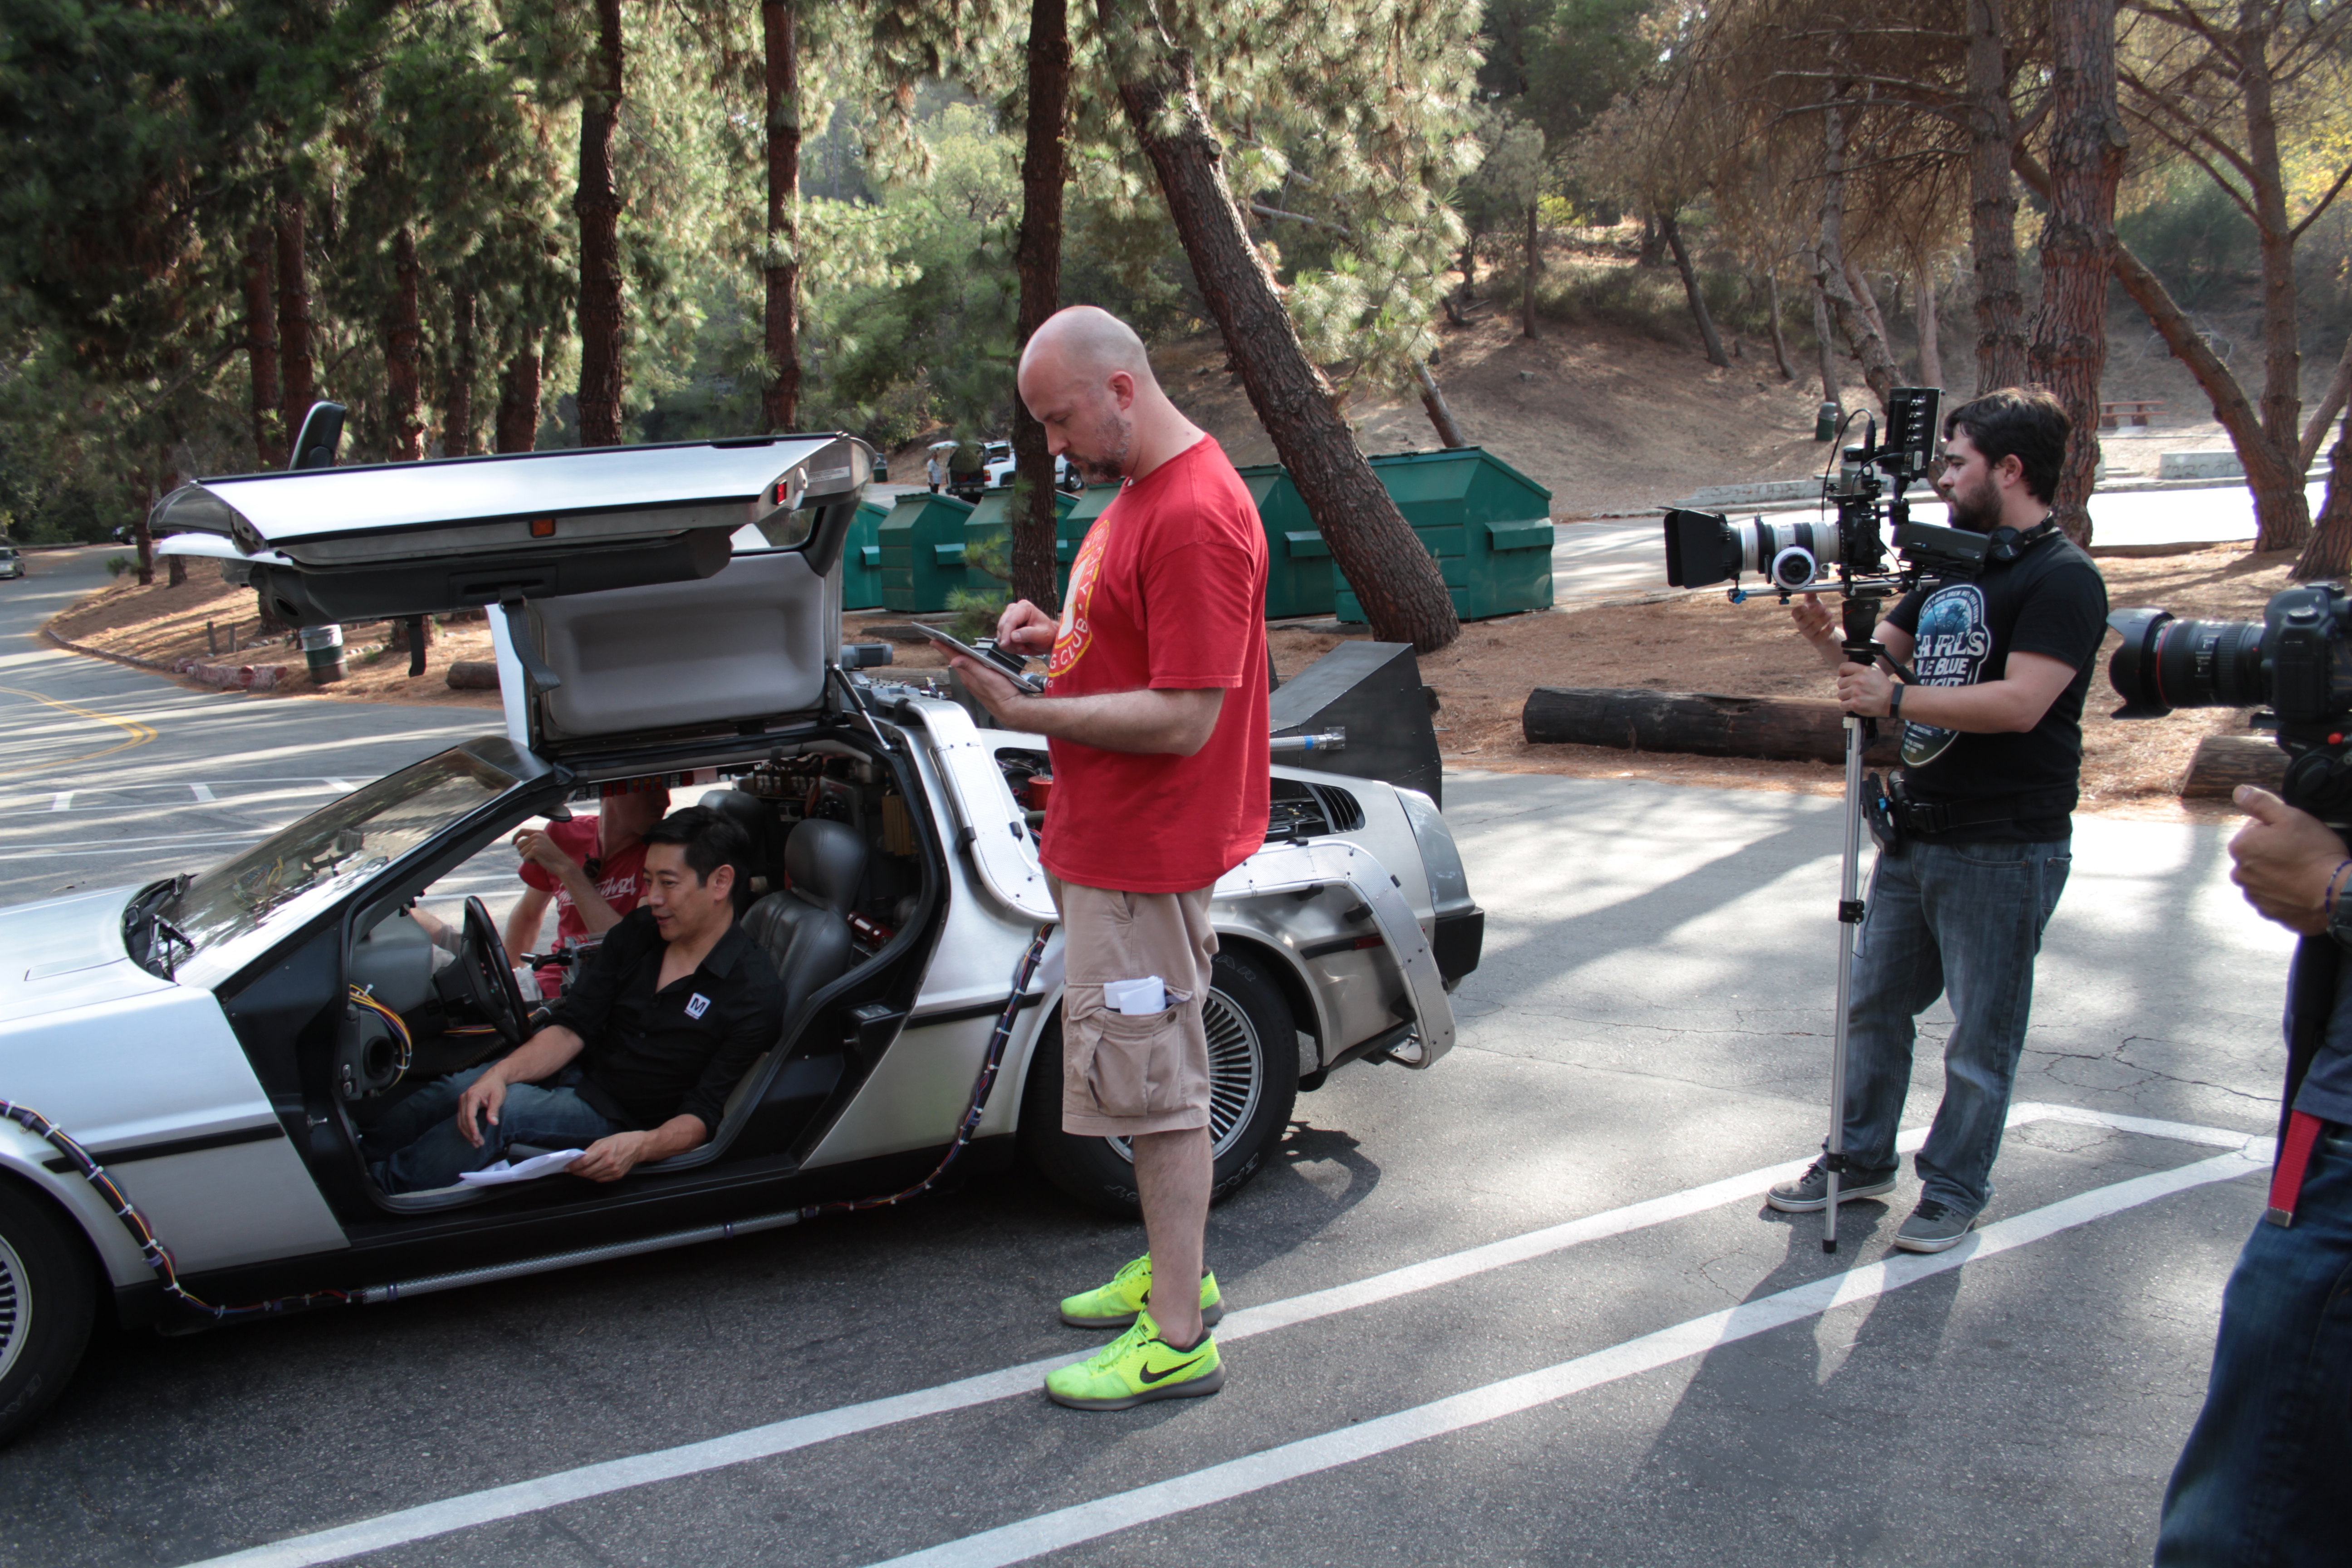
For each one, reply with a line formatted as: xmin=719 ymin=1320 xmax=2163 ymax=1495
xmin=2152 ymin=783 xmax=2352 ymax=1560
xmin=1768 ymin=387 xmax=2109 ymax=1252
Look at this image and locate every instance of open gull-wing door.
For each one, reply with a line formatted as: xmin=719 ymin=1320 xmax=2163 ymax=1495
xmin=151 ymin=436 xmax=869 ymax=629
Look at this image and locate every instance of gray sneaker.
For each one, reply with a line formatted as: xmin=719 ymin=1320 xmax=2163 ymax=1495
xmin=1893 ymin=1198 xmax=1978 ymax=1253
xmin=1765 ymin=1159 xmax=1897 ymax=1213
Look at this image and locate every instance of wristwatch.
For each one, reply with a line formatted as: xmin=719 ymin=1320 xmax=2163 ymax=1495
xmin=2328 ymin=862 xmax=2352 ymax=949
xmin=1889 ymin=683 xmax=1905 ymax=724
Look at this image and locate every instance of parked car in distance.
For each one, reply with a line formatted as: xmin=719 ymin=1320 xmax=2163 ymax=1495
xmin=0 ymin=542 xmax=22 ymax=579
xmin=0 ymin=434 xmax=1483 ymax=1444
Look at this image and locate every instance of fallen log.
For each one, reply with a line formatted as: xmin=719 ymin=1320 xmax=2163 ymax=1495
xmin=2180 ymin=735 xmax=2285 ymax=799
xmin=446 ymin=660 xmax=501 ymax=691
xmin=1523 ymin=687 xmax=1901 ymax=765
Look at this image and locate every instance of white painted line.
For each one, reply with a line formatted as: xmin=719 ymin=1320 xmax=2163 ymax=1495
xmin=50 ymin=792 xmax=71 ymax=811
xmin=864 ymin=1149 xmax=2269 ymax=1568
xmin=173 ymin=1104 xmax=2267 ymax=1568
xmin=0 ymin=831 xmax=271 ymax=858
xmin=325 ymin=779 xmax=355 ymax=793
xmin=188 ymin=783 xmax=216 ymax=802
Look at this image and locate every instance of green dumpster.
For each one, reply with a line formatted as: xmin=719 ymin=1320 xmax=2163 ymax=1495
xmin=961 ymin=485 xmax=1079 ymax=599
xmin=878 ymin=491 xmax=977 ymax=612
xmin=1235 ymin=463 xmax=1335 ymax=620
xmin=842 ymin=497 xmax=890 ymax=610
xmin=1056 ymin=483 xmax=1120 ymax=603
xmin=1333 ymin=446 xmax=1554 ymax=623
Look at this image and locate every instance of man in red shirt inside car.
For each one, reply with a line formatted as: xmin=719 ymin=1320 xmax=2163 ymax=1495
xmin=950 ymin=305 xmax=1269 ymax=1411
xmin=504 ymin=777 xmax=672 ymax=997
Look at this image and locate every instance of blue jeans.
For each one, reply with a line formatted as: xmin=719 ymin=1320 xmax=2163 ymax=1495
xmin=2156 ymin=1122 xmax=2352 ymax=1564
xmin=1834 ymin=837 xmax=2071 ymax=1215
xmin=363 ymin=1064 xmax=623 ymax=1193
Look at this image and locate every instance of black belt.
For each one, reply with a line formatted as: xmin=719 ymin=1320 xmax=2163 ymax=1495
xmin=1891 ymin=786 xmax=2071 ymax=836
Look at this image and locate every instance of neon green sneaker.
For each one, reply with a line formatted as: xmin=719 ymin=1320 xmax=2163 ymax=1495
xmin=1044 ymin=1310 xmax=1223 ymax=1411
xmin=1058 ymin=1253 xmax=1224 ymax=1330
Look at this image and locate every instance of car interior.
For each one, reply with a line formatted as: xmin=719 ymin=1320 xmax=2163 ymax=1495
xmin=325 ymin=729 xmax=943 ymax=1216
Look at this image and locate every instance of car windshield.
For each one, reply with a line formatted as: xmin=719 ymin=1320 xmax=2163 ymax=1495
xmin=159 ymin=748 xmax=518 ymax=951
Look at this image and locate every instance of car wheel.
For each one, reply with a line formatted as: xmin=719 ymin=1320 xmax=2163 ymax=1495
xmin=1020 ymin=947 xmax=1299 ymax=1218
xmin=0 ymin=1181 xmax=96 ymax=1447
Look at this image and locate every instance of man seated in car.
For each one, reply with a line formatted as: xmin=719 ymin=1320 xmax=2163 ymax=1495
xmin=365 ymin=806 xmax=783 ymax=1193
xmin=505 ymin=775 xmax=672 ymax=996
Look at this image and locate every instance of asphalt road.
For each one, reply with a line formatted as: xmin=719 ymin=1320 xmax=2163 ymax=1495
xmin=0 ymin=539 xmax=2293 ymax=1567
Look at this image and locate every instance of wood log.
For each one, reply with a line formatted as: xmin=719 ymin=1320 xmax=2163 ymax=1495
xmin=2180 ymin=735 xmax=2285 ymax=799
xmin=1523 ymin=687 xmax=1902 ymax=764
xmin=446 ymin=660 xmax=501 ymax=691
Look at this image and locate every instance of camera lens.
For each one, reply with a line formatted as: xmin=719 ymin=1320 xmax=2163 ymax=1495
xmin=2107 ymin=608 xmax=2267 ymax=717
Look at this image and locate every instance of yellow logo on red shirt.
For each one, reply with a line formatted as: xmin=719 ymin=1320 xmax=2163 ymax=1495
xmin=1049 ymin=515 xmax=1111 ymax=682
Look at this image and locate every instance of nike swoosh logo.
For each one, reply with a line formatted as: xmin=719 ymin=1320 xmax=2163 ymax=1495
xmin=1138 ymin=1353 xmax=1207 ymax=1384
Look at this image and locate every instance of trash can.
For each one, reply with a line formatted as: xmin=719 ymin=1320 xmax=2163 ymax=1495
xmin=1815 ymin=401 xmax=1841 ymax=442
xmin=842 ymin=498 xmax=889 ymax=611
xmin=1235 ymin=463 xmax=1336 ymax=620
xmin=299 ymin=623 xmax=345 ymax=685
xmin=878 ymin=491 xmax=977 ymax=612
xmin=960 ymin=485 xmax=1078 ymax=598
xmin=1056 ymin=484 xmax=1120 ymax=603
xmin=1333 ymin=446 xmax=1555 ymax=623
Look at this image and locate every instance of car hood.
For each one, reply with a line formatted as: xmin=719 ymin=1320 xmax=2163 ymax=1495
xmin=0 ymin=886 xmax=179 ymax=1024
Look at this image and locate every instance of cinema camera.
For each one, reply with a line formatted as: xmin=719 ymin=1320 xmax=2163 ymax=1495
xmin=2108 ymin=586 xmax=2352 ymax=823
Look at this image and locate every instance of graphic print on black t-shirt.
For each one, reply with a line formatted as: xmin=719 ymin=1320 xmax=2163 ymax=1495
xmin=1901 ymin=583 xmax=1992 ymax=767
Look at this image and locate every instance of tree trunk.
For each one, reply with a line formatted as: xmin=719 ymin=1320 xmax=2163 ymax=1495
xmin=1521 ymin=200 xmax=1540 ymax=340
xmin=1660 ymin=208 xmax=1729 ymax=368
xmin=2027 ymin=0 xmax=2127 ymax=547
xmin=574 ymin=0 xmax=627 ymax=447
xmin=2239 ymin=3 xmax=2302 ymax=487
xmin=1844 ymin=258 xmax=1895 ymax=373
xmin=2022 ymin=147 xmax=2311 ymax=555
xmin=2301 ymin=333 xmax=2352 ymax=474
xmin=443 ymin=284 xmax=477 ymax=457
xmin=384 ymin=227 xmax=425 ymax=461
xmin=1414 ymin=362 xmax=1468 ymax=447
xmin=495 ymin=336 xmax=543 ymax=453
xmin=1102 ymin=18 xmax=1459 ymax=651
xmin=1522 ymin=686 xmax=1901 ymax=764
xmin=1813 ymin=279 xmax=1841 ymax=408
xmin=242 ymin=225 xmax=283 ymax=470
xmin=1814 ymin=91 xmax=1900 ymax=412
xmin=761 ymin=0 xmax=803 ymax=432
xmin=1917 ymin=262 xmax=1945 ymax=390
xmin=1767 ymin=272 xmax=1795 ymax=381
xmin=1966 ymin=0 xmax=2029 ymax=394
xmin=2180 ymin=734 xmax=2287 ymax=797
xmin=2294 ymin=399 xmax=2352 ymax=580
xmin=1009 ymin=0 xmax=1073 ymax=611
xmin=133 ymin=468 xmax=154 ymax=587
xmin=275 ymin=196 xmax=315 ymax=448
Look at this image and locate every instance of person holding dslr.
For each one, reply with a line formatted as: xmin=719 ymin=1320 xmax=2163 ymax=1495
xmin=2151 ymin=782 xmax=2352 ymax=1560
xmin=1767 ymin=387 xmax=2108 ymax=1252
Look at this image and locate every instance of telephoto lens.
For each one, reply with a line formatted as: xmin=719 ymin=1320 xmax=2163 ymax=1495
xmin=1663 ymin=510 xmax=1843 ymax=591
xmin=2105 ymin=608 xmax=2267 ymax=717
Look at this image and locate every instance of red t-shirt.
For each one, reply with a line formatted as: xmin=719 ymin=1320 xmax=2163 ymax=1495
xmin=1039 ymin=435 xmax=1270 ymax=893
xmin=518 ymin=816 xmax=650 ymax=997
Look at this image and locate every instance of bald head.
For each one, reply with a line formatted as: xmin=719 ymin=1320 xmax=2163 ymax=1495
xmin=1017 ymin=306 xmax=1201 ymax=485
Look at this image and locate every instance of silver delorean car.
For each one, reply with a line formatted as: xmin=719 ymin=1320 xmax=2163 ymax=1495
xmin=0 ymin=436 xmax=1481 ymax=1442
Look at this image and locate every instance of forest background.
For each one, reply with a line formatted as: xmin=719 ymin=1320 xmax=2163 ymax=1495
xmin=4 ymin=0 xmax=2350 ymax=652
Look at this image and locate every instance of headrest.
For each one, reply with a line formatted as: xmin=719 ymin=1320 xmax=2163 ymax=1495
xmin=700 ymin=788 xmax=768 ymax=837
xmin=785 ymin=818 xmax=865 ymax=913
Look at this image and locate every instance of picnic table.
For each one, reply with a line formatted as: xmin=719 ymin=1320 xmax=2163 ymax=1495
xmin=2101 ymin=399 xmax=2163 ymax=429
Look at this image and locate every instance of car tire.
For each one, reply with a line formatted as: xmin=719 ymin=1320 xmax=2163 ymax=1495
xmin=1019 ymin=947 xmax=1299 ymax=1218
xmin=0 ymin=1180 xmax=97 ymax=1448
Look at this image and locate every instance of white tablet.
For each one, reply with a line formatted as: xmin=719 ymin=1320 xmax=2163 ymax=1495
xmin=913 ymin=624 xmax=1046 ymax=693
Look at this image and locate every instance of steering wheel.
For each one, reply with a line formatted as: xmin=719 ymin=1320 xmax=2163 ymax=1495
xmin=459 ymin=895 xmax=531 ymax=1044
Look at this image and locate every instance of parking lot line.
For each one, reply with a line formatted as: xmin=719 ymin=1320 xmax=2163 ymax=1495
xmin=174 ymin=1105 xmax=2268 ymax=1568
xmin=860 ymin=1147 xmax=2268 ymax=1568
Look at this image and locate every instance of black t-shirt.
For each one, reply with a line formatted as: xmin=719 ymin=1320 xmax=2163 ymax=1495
xmin=1883 ymin=530 xmax=2109 ymax=842
xmin=545 ymin=906 xmax=783 ymax=1134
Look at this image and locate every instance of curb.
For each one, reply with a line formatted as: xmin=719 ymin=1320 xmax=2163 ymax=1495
xmin=41 ymin=625 xmax=297 ymax=691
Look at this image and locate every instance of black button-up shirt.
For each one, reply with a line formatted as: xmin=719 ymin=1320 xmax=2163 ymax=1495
xmin=545 ymin=906 xmax=783 ymax=1135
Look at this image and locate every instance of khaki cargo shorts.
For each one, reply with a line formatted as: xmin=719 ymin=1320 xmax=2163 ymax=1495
xmin=1048 ymin=877 xmax=1218 ymax=1138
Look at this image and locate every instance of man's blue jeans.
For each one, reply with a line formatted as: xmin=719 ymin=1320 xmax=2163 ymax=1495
xmin=363 ymin=1065 xmax=623 ymax=1193
xmin=2156 ymin=1121 xmax=2352 ymax=1564
xmin=1834 ymin=837 xmax=2071 ymax=1215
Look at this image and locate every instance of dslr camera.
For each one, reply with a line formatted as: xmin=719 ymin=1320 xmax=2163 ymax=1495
xmin=2108 ymin=586 xmax=2352 ymax=821
xmin=1662 ymin=387 xmax=1988 ymax=600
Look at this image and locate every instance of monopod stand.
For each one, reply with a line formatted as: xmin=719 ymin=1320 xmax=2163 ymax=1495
xmin=1821 ymin=592 xmax=1889 ymax=1254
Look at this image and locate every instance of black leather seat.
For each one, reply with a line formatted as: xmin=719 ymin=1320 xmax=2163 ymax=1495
xmin=741 ymin=818 xmax=867 ymax=1024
